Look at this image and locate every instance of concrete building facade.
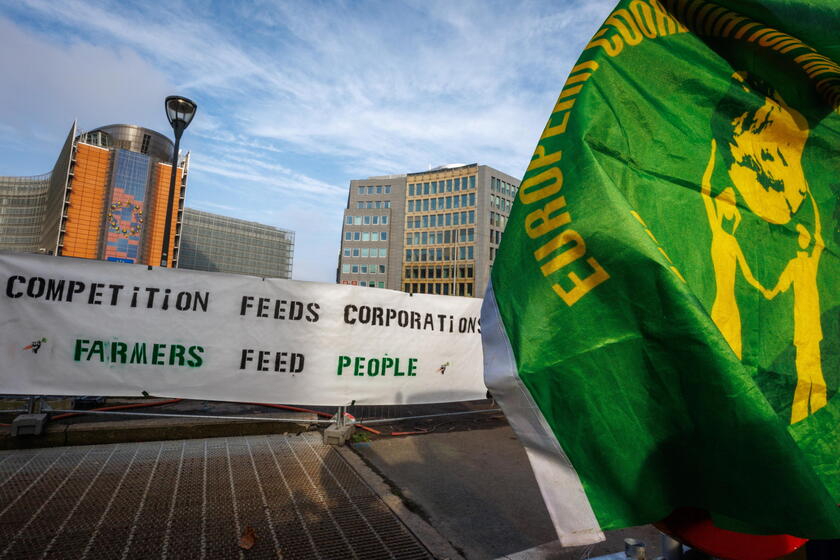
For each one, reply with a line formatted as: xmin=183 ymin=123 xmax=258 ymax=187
xmin=338 ymin=164 xmax=519 ymax=297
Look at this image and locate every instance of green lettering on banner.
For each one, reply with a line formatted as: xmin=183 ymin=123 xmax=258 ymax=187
xmin=337 ymin=355 xmax=350 ymax=375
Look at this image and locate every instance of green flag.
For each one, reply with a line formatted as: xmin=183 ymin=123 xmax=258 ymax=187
xmin=482 ymin=0 xmax=840 ymax=546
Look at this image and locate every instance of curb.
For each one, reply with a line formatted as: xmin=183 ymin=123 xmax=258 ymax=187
xmin=337 ymin=444 xmax=466 ymax=560
xmin=0 ymin=412 xmax=316 ymax=450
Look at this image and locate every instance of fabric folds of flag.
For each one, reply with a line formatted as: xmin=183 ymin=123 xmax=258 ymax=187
xmin=482 ymin=0 xmax=840 ymax=547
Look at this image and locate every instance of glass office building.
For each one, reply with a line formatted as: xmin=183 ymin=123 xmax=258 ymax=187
xmin=337 ymin=164 xmax=520 ymax=297
xmin=0 ymin=122 xmax=187 ymax=266
xmin=178 ymin=208 xmax=294 ymax=278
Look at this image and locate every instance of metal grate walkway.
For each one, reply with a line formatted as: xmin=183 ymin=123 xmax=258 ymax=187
xmin=0 ymin=433 xmax=432 ymax=559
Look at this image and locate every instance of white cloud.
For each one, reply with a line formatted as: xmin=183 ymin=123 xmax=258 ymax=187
xmin=1 ymin=0 xmax=615 ymax=282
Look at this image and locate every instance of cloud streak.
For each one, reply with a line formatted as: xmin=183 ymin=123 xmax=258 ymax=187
xmin=1 ymin=0 xmax=614 ymax=281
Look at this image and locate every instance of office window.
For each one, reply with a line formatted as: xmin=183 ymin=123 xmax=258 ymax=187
xmin=358 ymin=186 xmax=364 ymax=195
xmin=379 ymin=265 xmax=386 ymax=273
xmin=357 ymin=202 xmax=364 ymax=209
xmin=346 ymin=216 xmax=353 ymax=224
xmin=378 ymin=282 xmax=384 ymax=288
xmin=406 ymin=235 xmax=413 ymax=246
xmin=352 ymin=265 xmax=359 ymax=273
xmin=376 ymin=185 xmax=382 ymax=194
xmin=469 ymin=193 xmax=475 ymax=206
xmin=453 ymin=213 xmax=459 ymax=225
xmin=382 ymin=215 xmax=388 ymax=224
xmin=470 ymin=176 xmax=476 ymax=189
xmin=385 ymin=185 xmax=391 ymax=193
xmin=361 ymin=248 xmax=368 ymax=257
xmin=354 ymin=232 xmax=361 ymax=241
xmin=430 ymin=198 xmax=436 ymax=210
xmin=469 ymin=211 xmax=475 ymax=223
xmin=421 ymin=231 xmax=428 ymax=245
xmin=422 ymin=199 xmax=429 ymax=211
xmin=367 ymin=186 xmax=374 ymax=194
xmin=380 ymin=248 xmax=387 ymax=257
xmin=384 ymin=201 xmax=391 ymax=208
xmin=370 ymin=232 xmax=378 ymax=241
xmin=361 ymin=265 xmax=368 ymax=273
xmin=352 ymin=248 xmax=360 ymax=257
xmin=409 ymin=184 xmax=414 ymax=196
xmin=468 ymin=246 xmax=474 ymax=259
xmin=362 ymin=232 xmax=370 ymax=241
xmin=429 ymin=215 xmax=436 ymax=227
xmin=446 ymin=179 xmax=452 ymax=191
xmin=381 ymin=232 xmax=388 ymax=240
xmin=354 ymin=216 xmax=362 ymax=225
xmin=371 ymin=216 xmax=378 ymax=225
xmin=362 ymin=216 xmax=370 ymax=225
xmin=423 ymin=182 xmax=429 ymax=194
xmin=422 ymin=215 xmax=428 ymax=228
xmin=342 ymin=264 xmax=350 ymax=273
xmin=408 ymin=200 xmax=414 ymax=212
xmin=367 ymin=202 xmax=374 ymax=208
xmin=343 ymin=248 xmax=350 ymax=257
xmin=375 ymin=201 xmax=381 ymax=209
xmin=345 ymin=232 xmax=351 ymax=241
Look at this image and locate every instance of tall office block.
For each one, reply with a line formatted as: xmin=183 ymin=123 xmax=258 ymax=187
xmin=0 ymin=122 xmax=187 ymax=266
xmin=178 ymin=208 xmax=294 ymax=278
xmin=338 ymin=164 xmax=519 ymax=297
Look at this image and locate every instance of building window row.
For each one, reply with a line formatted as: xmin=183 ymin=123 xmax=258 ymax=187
xmin=344 ymin=247 xmax=388 ymax=258
xmin=405 ymin=246 xmax=474 ymax=262
xmin=405 ymin=264 xmax=474 ymax=280
xmin=492 ymin=177 xmax=517 ymax=198
xmin=408 ymin=193 xmax=475 ymax=212
xmin=342 ymin=263 xmax=388 ymax=274
xmin=490 ymin=212 xmax=507 ymax=229
xmin=344 ymin=231 xmax=388 ymax=242
xmin=408 ymin=176 xmax=475 ymax=196
xmin=406 ymin=228 xmax=474 ymax=246
xmin=345 ymin=215 xmax=389 ymax=225
xmin=356 ymin=200 xmax=391 ymax=209
xmin=490 ymin=194 xmax=512 ymax=213
xmin=357 ymin=185 xmax=392 ymax=195
xmin=406 ymin=211 xmax=475 ymax=229
xmin=403 ymin=282 xmax=474 ymax=297
xmin=490 ymin=229 xmax=503 ymax=245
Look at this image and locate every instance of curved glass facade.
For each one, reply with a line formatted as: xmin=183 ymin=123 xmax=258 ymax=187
xmin=0 ymin=174 xmax=50 ymax=253
xmin=179 ymin=208 xmax=295 ymax=278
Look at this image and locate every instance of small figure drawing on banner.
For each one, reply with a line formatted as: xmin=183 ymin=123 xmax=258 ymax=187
xmin=437 ymin=362 xmax=451 ymax=374
xmin=22 ymin=338 xmax=47 ymax=354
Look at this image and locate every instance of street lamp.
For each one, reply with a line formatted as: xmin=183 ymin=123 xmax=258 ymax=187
xmin=160 ymin=95 xmax=197 ymax=267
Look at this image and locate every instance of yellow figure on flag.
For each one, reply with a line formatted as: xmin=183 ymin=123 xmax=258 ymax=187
xmin=764 ymin=193 xmax=826 ymax=423
xmin=701 ymin=140 xmax=763 ymax=360
xmin=706 ymin=71 xmax=825 ymax=423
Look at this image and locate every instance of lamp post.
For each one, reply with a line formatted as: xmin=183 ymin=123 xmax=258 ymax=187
xmin=160 ymin=95 xmax=197 ymax=267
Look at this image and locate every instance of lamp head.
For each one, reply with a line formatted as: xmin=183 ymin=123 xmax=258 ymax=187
xmin=165 ymin=95 xmax=197 ymax=137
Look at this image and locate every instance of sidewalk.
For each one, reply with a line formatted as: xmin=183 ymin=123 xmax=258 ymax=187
xmin=0 ymin=400 xmax=663 ymax=559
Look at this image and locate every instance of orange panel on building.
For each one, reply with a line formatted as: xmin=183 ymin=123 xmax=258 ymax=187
xmin=144 ymin=162 xmax=182 ymax=267
xmin=62 ymin=144 xmax=111 ymax=259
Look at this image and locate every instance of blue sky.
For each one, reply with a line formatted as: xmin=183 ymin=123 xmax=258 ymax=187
xmin=0 ymin=0 xmax=613 ymax=282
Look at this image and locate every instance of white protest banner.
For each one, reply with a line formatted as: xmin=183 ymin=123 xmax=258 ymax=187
xmin=0 ymin=253 xmax=485 ymax=405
